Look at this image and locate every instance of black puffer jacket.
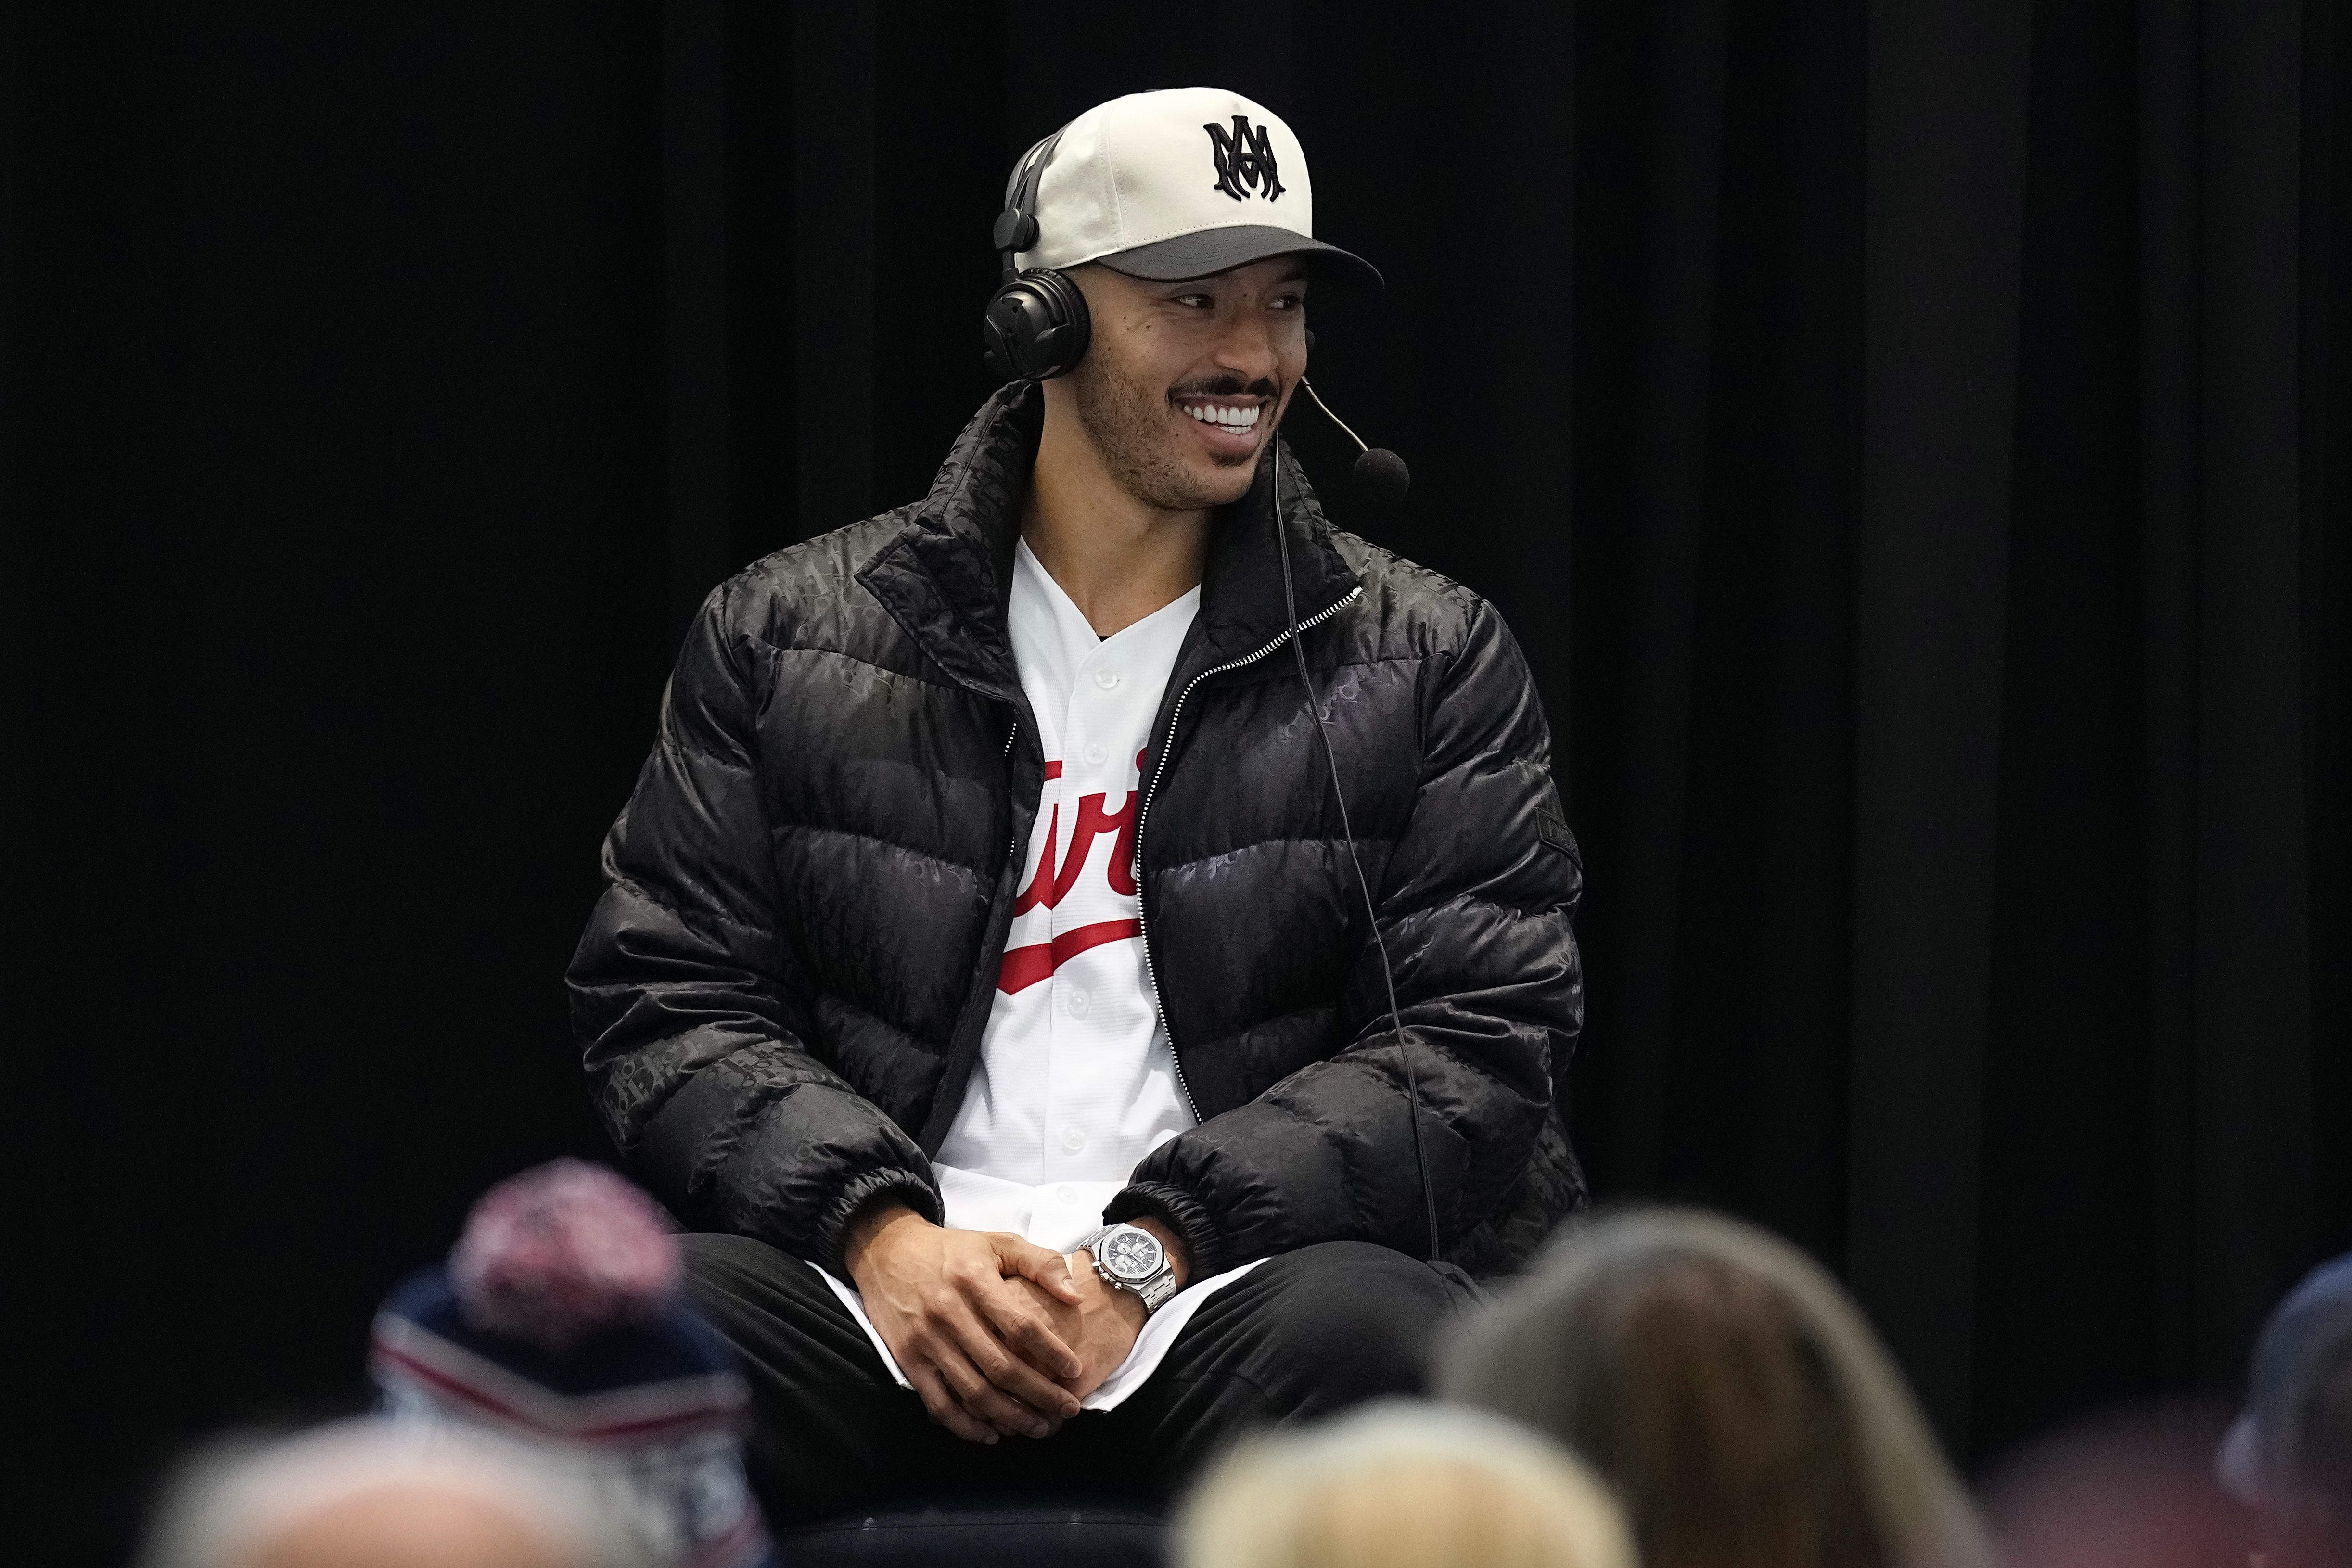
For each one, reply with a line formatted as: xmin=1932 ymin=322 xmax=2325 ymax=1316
xmin=569 ymin=383 xmax=1586 ymax=1281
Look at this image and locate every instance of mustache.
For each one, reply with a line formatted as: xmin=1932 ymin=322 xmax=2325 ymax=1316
xmin=1168 ymin=375 xmax=1280 ymax=402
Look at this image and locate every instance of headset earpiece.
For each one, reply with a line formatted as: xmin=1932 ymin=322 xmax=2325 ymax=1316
xmin=981 ymin=127 xmax=1088 ymax=383
xmin=982 ymin=267 xmax=1091 ymax=382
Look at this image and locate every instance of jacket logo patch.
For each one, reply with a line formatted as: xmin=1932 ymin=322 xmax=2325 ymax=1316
xmin=1536 ymin=804 xmax=1579 ymax=863
xmin=1205 ymin=115 xmax=1286 ymax=203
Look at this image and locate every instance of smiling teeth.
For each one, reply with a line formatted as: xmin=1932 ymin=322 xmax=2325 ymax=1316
xmin=1184 ymin=403 xmax=1261 ymax=430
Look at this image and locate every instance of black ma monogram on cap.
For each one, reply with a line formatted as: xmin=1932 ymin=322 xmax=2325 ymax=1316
xmin=1204 ymin=115 xmax=1286 ymax=203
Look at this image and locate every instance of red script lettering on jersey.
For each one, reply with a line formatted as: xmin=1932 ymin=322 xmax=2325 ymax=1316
xmin=998 ymin=777 xmax=1140 ymax=994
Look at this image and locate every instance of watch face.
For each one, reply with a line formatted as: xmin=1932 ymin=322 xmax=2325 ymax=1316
xmin=1098 ymin=1227 xmax=1163 ymax=1282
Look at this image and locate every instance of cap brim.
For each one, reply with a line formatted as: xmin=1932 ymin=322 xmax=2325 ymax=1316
xmin=1096 ymin=225 xmax=1383 ymax=290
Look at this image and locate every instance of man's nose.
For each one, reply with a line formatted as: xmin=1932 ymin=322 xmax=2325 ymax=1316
xmin=1209 ymin=307 xmax=1283 ymax=380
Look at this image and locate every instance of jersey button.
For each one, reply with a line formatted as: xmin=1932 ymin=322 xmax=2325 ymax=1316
xmin=1094 ymin=669 xmax=1120 ymax=689
xmin=1057 ymin=1185 xmax=1080 ymax=1205
xmin=1082 ymin=742 xmax=1107 ymax=766
xmin=1064 ymin=989 xmax=1090 ymax=1018
xmin=1061 ymin=1126 xmax=1087 ymax=1154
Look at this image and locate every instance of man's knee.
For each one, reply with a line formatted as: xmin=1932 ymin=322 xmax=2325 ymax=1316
xmin=679 ymin=1230 xmax=781 ymax=1310
xmin=679 ymin=1229 xmax=789 ymax=1288
xmin=1251 ymin=1241 xmax=1464 ymax=1401
xmin=675 ymin=1231 xmax=840 ymax=1346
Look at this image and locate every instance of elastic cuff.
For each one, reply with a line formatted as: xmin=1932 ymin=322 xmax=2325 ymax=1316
xmin=814 ymin=1168 xmax=943 ymax=1279
xmin=1103 ymin=1182 xmax=1231 ymax=1280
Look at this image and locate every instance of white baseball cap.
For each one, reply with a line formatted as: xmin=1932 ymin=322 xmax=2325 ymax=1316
xmin=1007 ymin=87 xmax=1381 ymax=289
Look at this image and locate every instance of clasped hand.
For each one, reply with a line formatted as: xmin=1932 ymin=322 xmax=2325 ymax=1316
xmin=842 ymin=1205 xmax=1149 ymax=1443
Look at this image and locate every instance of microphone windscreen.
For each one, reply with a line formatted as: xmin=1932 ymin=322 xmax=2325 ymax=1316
xmin=1353 ymin=447 xmax=1411 ymax=507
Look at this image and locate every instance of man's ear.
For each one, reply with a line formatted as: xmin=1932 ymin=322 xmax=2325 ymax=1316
xmin=1061 ymin=261 xmax=1112 ymax=313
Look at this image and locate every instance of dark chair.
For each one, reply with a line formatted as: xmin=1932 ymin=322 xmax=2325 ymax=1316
xmin=780 ymin=1493 xmax=1166 ymax=1568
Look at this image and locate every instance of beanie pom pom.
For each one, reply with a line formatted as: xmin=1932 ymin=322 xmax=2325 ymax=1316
xmin=448 ymin=1159 xmax=680 ymax=1351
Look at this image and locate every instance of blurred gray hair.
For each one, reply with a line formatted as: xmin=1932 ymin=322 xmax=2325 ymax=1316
xmin=137 ymin=1418 xmax=601 ymax=1568
xmin=1438 ymin=1206 xmax=1991 ymax=1568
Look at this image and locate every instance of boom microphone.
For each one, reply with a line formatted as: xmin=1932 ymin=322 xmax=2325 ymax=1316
xmin=1351 ymin=447 xmax=1411 ymax=507
xmin=1297 ymin=377 xmax=1411 ymax=506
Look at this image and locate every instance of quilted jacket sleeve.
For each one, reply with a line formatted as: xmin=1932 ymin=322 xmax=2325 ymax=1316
xmin=568 ymin=582 xmax=942 ymax=1275
xmin=1109 ymin=596 xmax=1581 ymax=1274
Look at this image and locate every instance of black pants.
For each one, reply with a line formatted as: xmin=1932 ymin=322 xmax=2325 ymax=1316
xmin=680 ymin=1234 xmax=1482 ymax=1526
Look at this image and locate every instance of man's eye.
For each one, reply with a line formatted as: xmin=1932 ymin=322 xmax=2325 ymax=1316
xmin=1174 ymin=293 xmax=1213 ymax=309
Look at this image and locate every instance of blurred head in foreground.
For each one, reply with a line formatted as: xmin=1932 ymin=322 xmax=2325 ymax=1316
xmin=1173 ymin=1401 xmax=1635 ymax=1568
xmin=1981 ymin=1405 xmax=2250 ymax=1568
xmin=2219 ymin=1250 xmax=2352 ymax=1559
xmin=1439 ymin=1206 xmax=1987 ymax=1568
xmin=138 ymin=1420 xmax=595 ymax=1568
xmin=370 ymin=1160 xmax=773 ymax=1568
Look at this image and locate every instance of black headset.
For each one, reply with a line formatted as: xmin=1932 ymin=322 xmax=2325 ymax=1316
xmin=982 ymin=128 xmax=1092 ymax=382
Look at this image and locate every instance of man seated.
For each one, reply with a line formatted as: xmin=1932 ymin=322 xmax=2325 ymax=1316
xmin=567 ymin=87 xmax=1586 ymax=1523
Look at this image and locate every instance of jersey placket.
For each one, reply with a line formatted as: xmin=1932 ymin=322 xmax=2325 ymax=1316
xmin=1051 ymin=642 xmax=1117 ymax=1161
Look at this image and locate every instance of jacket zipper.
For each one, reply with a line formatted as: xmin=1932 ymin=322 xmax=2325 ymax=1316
xmin=1003 ymin=719 xmax=1020 ymax=861
xmin=920 ymin=712 xmax=1032 ymax=1157
xmin=1132 ymin=586 xmax=1365 ymax=1123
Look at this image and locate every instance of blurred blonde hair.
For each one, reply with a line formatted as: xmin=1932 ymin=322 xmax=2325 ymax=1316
xmin=137 ymin=1419 xmax=604 ymax=1568
xmin=1173 ymin=1401 xmax=1636 ymax=1568
xmin=1438 ymin=1207 xmax=1989 ymax=1568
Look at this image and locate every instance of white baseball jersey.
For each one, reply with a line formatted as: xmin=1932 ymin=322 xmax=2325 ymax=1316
xmin=817 ymin=539 xmax=1264 ymax=1412
xmin=932 ymin=539 xmax=1201 ymax=1248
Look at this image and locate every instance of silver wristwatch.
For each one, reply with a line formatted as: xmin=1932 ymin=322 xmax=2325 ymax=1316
xmin=1076 ymin=1223 xmax=1180 ymax=1313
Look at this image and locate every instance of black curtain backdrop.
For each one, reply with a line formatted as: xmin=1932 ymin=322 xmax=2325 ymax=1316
xmin=5 ymin=3 xmax=2345 ymax=1562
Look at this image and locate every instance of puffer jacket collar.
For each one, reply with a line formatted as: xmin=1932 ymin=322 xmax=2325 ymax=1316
xmin=855 ymin=381 xmax=1362 ymax=705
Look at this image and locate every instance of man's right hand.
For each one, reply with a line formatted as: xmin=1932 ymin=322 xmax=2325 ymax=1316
xmin=842 ymin=1204 xmax=1088 ymax=1443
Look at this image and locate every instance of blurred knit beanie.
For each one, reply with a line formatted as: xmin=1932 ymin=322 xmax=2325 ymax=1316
xmin=2219 ymin=1249 xmax=2352 ymax=1531
xmin=371 ymin=1159 xmax=775 ymax=1568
